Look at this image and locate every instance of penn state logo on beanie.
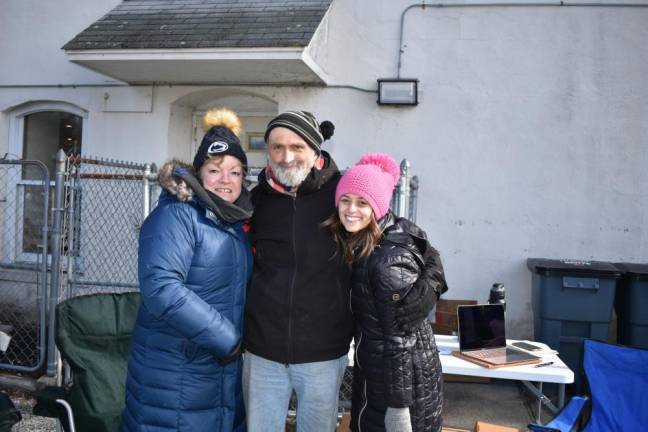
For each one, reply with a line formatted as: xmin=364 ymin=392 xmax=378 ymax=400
xmin=193 ymin=108 xmax=247 ymax=172
xmin=264 ymin=111 xmax=335 ymax=155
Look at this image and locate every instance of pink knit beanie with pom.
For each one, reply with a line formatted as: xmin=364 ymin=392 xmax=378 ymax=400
xmin=335 ymin=153 xmax=401 ymax=220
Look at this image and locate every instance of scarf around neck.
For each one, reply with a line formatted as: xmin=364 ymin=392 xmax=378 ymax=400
xmin=172 ymin=166 xmax=253 ymax=224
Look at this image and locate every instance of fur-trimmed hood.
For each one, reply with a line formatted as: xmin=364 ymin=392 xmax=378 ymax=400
xmin=159 ymin=159 xmax=195 ymax=202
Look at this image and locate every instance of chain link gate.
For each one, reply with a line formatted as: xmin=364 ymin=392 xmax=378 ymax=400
xmin=61 ymin=155 xmax=157 ymax=300
xmin=0 ymin=158 xmax=50 ymax=374
xmin=44 ymin=152 xmax=158 ymax=374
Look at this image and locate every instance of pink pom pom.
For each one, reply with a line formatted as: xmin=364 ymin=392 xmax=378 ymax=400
xmin=357 ymin=153 xmax=400 ymax=184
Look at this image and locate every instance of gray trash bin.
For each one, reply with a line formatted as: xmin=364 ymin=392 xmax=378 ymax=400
xmin=527 ymin=258 xmax=620 ymax=391
xmin=614 ymin=263 xmax=648 ymax=349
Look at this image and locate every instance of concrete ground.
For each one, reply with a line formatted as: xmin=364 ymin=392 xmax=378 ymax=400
xmin=9 ymin=378 xmax=549 ymax=432
xmin=442 ymin=378 xmax=543 ymax=431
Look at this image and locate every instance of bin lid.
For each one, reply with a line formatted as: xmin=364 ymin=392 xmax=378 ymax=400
xmin=614 ymin=262 xmax=648 ymax=280
xmin=527 ymin=258 xmax=621 ymax=277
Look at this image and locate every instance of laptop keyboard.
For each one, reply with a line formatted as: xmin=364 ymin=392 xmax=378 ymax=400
xmin=466 ymin=347 xmax=507 ymax=359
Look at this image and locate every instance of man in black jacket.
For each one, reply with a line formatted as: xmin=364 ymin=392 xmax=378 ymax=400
xmin=243 ymin=111 xmax=436 ymax=431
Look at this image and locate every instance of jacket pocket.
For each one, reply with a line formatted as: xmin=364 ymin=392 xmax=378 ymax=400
xmin=182 ymin=340 xmax=199 ymax=362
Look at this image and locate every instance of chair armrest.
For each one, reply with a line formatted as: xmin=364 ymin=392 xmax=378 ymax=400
xmin=528 ymin=396 xmax=588 ymax=432
xmin=527 ymin=424 xmax=560 ymax=432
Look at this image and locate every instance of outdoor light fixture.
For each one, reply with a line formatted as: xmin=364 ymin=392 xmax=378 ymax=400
xmin=377 ymin=78 xmax=419 ymax=106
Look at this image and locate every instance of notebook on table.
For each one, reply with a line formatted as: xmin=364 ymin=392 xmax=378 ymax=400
xmin=452 ymin=304 xmax=541 ymax=368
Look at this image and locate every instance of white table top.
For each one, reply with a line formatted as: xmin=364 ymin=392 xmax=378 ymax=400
xmin=348 ymin=335 xmax=574 ymax=384
xmin=435 ymin=335 xmax=574 ymax=384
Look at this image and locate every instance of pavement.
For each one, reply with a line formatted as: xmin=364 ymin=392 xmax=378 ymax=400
xmin=9 ymin=378 xmax=547 ymax=432
xmin=442 ymin=378 xmax=543 ymax=431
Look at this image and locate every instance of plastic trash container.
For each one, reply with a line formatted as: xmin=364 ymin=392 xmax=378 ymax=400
xmin=527 ymin=258 xmax=621 ymax=390
xmin=614 ymin=263 xmax=648 ymax=349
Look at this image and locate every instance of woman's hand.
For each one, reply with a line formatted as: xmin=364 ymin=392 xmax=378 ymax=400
xmin=395 ymin=277 xmax=437 ymax=333
xmin=218 ymin=340 xmax=243 ymax=366
xmin=385 ymin=407 xmax=412 ymax=432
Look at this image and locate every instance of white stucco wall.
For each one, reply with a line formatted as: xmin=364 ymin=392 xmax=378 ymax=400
xmin=0 ymin=0 xmax=121 ymax=85
xmin=1 ymin=0 xmax=647 ymax=337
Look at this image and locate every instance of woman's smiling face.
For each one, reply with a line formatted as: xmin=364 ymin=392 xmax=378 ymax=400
xmin=199 ymin=155 xmax=243 ymax=203
xmin=338 ymin=193 xmax=374 ymax=233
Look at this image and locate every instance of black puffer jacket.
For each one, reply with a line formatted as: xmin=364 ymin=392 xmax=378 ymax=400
xmin=351 ymin=213 xmax=447 ymax=432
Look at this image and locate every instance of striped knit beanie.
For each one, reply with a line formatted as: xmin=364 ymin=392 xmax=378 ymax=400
xmin=335 ymin=153 xmax=401 ymax=220
xmin=265 ymin=111 xmax=335 ymax=155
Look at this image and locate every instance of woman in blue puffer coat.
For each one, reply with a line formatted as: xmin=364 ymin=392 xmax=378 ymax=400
xmin=121 ymin=108 xmax=253 ymax=432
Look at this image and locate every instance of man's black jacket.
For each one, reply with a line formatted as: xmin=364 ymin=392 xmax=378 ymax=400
xmin=244 ymin=152 xmax=353 ymax=364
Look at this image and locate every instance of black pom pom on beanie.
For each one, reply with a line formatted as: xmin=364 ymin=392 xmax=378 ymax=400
xmin=319 ymin=120 xmax=335 ymax=140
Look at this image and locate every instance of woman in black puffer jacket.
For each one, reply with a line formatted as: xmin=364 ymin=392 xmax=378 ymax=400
xmin=325 ymin=153 xmax=448 ymax=432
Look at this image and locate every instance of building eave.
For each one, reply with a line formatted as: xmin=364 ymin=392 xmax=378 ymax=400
xmin=65 ymin=47 xmax=329 ymax=85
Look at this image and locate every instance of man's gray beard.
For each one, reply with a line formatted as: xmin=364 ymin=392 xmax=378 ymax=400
xmin=269 ymin=160 xmax=312 ymax=187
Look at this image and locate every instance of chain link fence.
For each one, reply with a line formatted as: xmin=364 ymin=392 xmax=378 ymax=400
xmin=0 ymin=159 xmax=49 ymax=374
xmin=62 ymin=156 xmax=156 ymax=300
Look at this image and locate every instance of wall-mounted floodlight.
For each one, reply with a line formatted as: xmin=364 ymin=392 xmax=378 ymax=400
xmin=377 ymin=79 xmax=418 ymax=106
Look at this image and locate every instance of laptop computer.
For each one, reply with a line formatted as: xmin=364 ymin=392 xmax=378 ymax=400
xmin=452 ymin=304 xmax=541 ymax=368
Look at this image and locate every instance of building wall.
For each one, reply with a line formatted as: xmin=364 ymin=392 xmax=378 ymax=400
xmin=311 ymin=0 xmax=648 ymax=337
xmin=0 ymin=0 xmax=121 ymax=85
xmin=1 ymin=0 xmax=647 ymax=337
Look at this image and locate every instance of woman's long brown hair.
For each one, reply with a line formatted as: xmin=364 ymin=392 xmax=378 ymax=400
xmin=322 ymin=210 xmax=383 ymax=267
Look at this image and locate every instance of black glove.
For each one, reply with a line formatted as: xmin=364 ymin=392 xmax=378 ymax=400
xmin=395 ymin=239 xmax=448 ymax=334
xmin=395 ymin=277 xmax=438 ymax=333
xmin=218 ymin=340 xmax=243 ymax=366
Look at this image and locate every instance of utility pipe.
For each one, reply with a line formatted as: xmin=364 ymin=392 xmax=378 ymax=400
xmin=397 ymin=1 xmax=648 ymax=77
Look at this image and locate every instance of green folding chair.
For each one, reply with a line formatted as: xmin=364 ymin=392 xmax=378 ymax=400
xmin=34 ymin=292 xmax=140 ymax=432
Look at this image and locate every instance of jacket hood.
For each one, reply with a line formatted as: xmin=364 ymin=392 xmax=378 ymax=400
xmin=158 ymin=160 xmax=253 ymax=224
xmin=379 ymin=212 xmax=449 ymax=298
xmin=159 ymin=160 xmax=195 ymax=202
xmin=256 ymin=150 xmax=340 ymax=196
xmin=379 ymin=212 xmax=429 ymax=268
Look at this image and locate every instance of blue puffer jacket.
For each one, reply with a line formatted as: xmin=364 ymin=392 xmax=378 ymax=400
xmin=121 ymin=163 xmax=253 ymax=432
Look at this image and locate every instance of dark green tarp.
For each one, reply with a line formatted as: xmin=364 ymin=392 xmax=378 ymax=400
xmin=34 ymin=292 xmax=140 ymax=432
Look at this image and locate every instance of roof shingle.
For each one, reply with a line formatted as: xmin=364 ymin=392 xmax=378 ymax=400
xmin=63 ymin=0 xmax=331 ymax=50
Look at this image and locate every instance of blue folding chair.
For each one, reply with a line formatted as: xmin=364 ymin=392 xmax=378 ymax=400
xmin=528 ymin=339 xmax=648 ymax=431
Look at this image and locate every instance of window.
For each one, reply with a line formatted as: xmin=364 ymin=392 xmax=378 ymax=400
xmin=5 ymin=101 xmax=87 ymax=262
xmin=22 ymin=111 xmax=82 ymax=179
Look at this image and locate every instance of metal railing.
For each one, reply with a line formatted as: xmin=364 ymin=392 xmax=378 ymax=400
xmin=391 ymin=159 xmax=420 ymax=222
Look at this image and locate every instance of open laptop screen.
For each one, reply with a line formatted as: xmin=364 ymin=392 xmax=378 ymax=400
xmin=458 ymin=304 xmax=506 ymax=351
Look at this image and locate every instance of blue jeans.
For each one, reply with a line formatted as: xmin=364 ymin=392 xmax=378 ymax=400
xmin=242 ymin=351 xmax=348 ymax=432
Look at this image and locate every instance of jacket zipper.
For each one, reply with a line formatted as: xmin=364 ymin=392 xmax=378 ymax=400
xmin=356 ymin=332 xmax=368 ymax=432
xmin=287 ymin=196 xmax=298 ymax=363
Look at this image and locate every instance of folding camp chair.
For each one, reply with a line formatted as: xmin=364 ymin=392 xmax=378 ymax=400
xmin=33 ymin=292 xmax=140 ymax=432
xmin=0 ymin=392 xmax=22 ymax=432
xmin=528 ymin=339 xmax=648 ymax=432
